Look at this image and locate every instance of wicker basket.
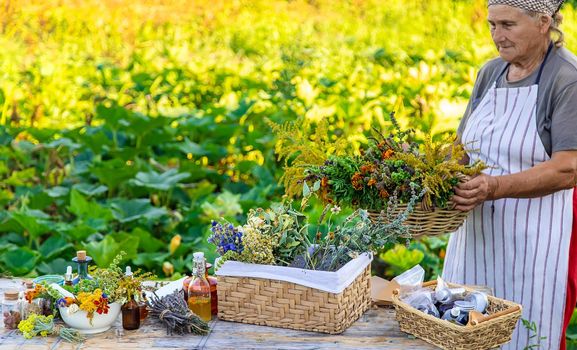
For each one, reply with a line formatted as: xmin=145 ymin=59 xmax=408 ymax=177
xmin=368 ymin=202 xmax=468 ymax=237
xmin=392 ymin=280 xmax=522 ymax=350
xmin=217 ymin=265 xmax=371 ymax=334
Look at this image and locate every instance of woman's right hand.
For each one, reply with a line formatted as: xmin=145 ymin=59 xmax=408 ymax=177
xmin=452 ymin=174 xmax=499 ymax=211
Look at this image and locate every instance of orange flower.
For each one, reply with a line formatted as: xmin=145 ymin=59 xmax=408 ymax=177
xmin=360 ymin=164 xmax=375 ymax=174
xmin=379 ymin=189 xmax=390 ymax=198
xmin=382 ymin=149 xmax=394 ymax=159
xmin=351 ymin=173 xmax=364 ymax=190
xmin=367 ymin=178 xmax=377 ymax=187
xmin=321 ymin=176 xmax=329 ymax=188
xmin=25 ymin=284 xmax=45 ymax=303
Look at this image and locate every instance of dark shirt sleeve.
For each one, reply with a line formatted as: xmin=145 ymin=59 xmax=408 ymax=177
xmin=551 ymin=81 xmax=577 ymax=153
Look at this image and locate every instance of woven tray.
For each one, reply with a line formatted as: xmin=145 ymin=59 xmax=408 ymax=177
xmin=392 ymin=280 xmax=522 ymax=350
xmin=217 ymin=265 xmax=371 ymax=334
xmin=368 ymin=201 xmax=468 ymax=237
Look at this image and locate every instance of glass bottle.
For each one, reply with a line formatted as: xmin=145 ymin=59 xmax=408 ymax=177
xmin=64 ymin=266 xmax=73 ymax=287
xmin=205 ymin=263 xmax=218 ymax=316
xmin=453 ymin=300 xmax=476 ymax=325
xmin=121 ymin=298 xmax=141 ymax=330
xmin=17 ymin=292 xmax=29 ymax=320
xmin=138 ymin=292 xmax=148 ymax=321
xmin=187 ymin=252 xmax=212 ymax=322
xmin=72 ymin=250 xmax=93 ymax=285
xmin=33 ymin=297 xmax=52 ymax=316
xmin=441 ymin=306 xmax=462 ymax=325
xmin=2 ymin=290 xmax=22 ymax=329
xmin=121 ymin=266 xmax=140 ymax=330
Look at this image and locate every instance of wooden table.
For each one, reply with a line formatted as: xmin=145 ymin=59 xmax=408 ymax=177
xmin=0 ymin=278 xmax=439 ymax=350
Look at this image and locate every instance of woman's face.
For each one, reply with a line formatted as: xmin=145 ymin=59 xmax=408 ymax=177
xmin=487 ymin=5 xmax=550 ymax=63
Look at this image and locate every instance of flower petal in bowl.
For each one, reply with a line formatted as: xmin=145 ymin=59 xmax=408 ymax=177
xmin=59 ymin=302 xmax=121 ymax=334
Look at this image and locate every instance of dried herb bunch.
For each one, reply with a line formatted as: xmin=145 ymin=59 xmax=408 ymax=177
xmin=267 ymin=117 xmax=353 ymax=199
xmin=148 ymin=290 xmax=209 ymax=336
xmin=302 ymin=112 xmax=486 ymax=211
xmin=209 ymin=188 xmax=419 ymax=272
xmin=209 ymin=202 xmax=310 ymax=267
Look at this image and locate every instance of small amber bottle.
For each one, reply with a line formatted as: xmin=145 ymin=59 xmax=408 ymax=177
xmin=121 ymin=266 xmax=140 ymax=330
xmin=121 ymin=298 xmax=141 ymax=330
xmin=138 ymin=292 xmax=148 ymax=321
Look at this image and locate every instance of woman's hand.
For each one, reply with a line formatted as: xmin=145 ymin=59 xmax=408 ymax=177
xmin=452 ymin=174 xmax=499 ymax=211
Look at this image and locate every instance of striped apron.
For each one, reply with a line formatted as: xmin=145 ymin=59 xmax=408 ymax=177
xmin=443 ymin=45 xmax=574 ymax=350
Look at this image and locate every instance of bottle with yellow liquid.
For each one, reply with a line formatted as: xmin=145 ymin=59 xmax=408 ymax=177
xmin=187 ymin=252 xmax=212 ymax=322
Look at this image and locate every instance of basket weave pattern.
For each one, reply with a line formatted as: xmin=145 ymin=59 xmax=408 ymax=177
xmin=217 ymin=265 xmax=371 ymax=334
xmin=368 ymin=202 xmax=468 ymax=237
xmin=392 ymin=281 xmax=522 ymax=350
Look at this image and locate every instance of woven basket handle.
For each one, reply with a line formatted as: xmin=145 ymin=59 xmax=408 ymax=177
xmin=392 ymin=281 xmax=437 ymax=297
xmin=469 ymin=305 xmax=521 ymax=326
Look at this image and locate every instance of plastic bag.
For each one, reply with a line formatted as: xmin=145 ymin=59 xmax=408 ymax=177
xmin=392 ymin=264 xmax=425 ymax=296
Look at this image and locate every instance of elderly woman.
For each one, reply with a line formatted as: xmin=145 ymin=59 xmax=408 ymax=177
xmin=442 ymin=1 xmax=577 ymax=349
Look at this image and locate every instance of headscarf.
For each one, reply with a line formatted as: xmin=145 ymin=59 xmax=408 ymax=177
xmin=487 ymin=0 xmax=565 ymax=16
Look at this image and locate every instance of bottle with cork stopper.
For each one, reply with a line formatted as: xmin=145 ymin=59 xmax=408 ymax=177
xmin=2 ymin=290 xmax=22 ymax=329
xmin=72 ymin=250 xmax=93 ymax=285
xmin=187 ymin=252 xmax=211 ymax=321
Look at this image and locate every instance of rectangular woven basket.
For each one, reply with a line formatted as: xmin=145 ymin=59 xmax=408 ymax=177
xmin=217 ymin=265 xmax=371 ymax=334
xmin=392 ymin=280 xmax=522 ymax=350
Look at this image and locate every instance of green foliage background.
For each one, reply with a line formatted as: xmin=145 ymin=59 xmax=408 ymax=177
xmin=1 ymin=3 xmax=577 ymax=335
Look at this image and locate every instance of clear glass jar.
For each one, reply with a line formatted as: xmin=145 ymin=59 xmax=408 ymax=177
xmin=33 ymin=297 xmax=52 ymax=316
xmin=2 ymin=290 xmax=22 ymax=329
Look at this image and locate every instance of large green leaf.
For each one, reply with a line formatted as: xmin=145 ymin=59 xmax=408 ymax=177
xmin=45 ymin=186 xmax=70 ymax=198
xmin=109 ymin=198 xmax=168 ymax=223
xmin=90 ymin=159 xmax=138 ymax=190
xmin=95 ymin=104 xmax=130 ymax=130
xmin=52 ymin=219 xmax=108 ymax=241
xmin=4 ymin=168 xmax=36 ymax=186
xmin=68 ymin=189 xmax=113 ymax=221
xmin=133 ymin=252 xmax=170 ymax=270
xmin=39 ymin=236 xmax=74 ymax=260
xmin=86 ymin=232 xmax=139 ymax=267
xmin=176 ymin=138 xmax=210 ymax=156
xmin=1 ymin=247 xmax=39 ymax=275
xmin=36 ymin=258 xmax=70 ymax=276
xmin=379 ymin=244 xmax=424 ymax=275
xmin=201 ymin=191 xmax=243 ymax=219
xmin=72 ymin=183 xmax=108 ymax=197
xmin=10 ymin=206 xmax=52 ymax=239
xmin=129 ymin=169 xmax=190 ymax=191
xmin=131 ymin=228 xmax=164 ymax=253
xmin=44 ymin=137 xmax=81 ymax=151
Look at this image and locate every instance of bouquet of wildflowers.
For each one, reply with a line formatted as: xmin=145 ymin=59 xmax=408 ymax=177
xmin=18 ymin=313 xmax=84 ymax=342
xmin=209 ymin=203 xmax=310 ymax=267
xmin=209 ymin=197 xmax=414 ymax=272
xmin=303 ymin=113 xmax=486 ymax=211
